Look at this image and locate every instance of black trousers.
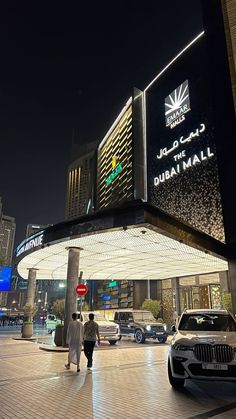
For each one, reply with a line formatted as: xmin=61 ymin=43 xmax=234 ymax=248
xmin=84 ymin=340 xmax=96 ymax=367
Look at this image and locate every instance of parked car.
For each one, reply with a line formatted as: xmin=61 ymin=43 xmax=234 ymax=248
xmin=113 ymin=309 xmax=168 ymax=344
xmin=168 ymin=309 xmax=236 ymax=388
xmin=80 ymin=312 xmax=120 ymax=345
xmin=46 ymin=314 xmax=62 ymax=333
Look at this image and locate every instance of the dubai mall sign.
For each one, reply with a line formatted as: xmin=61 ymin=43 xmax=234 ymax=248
xmin=153 ymin=121 xmax=214 ymax=187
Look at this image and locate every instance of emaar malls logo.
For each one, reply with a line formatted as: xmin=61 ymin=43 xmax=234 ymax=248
xmin=165 ymin=80 xmax=190 ymax=129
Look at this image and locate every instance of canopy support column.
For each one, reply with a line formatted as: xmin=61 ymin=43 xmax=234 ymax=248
xmin=63 ymin=247 xmax=82 ymax=347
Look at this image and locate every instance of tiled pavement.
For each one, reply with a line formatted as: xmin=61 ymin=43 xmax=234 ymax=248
xmin=0 ymin=336 xmax=236 ymax=419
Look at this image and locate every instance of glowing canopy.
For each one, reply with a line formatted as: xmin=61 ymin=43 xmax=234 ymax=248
xmin=17 ymin=225 xmax=228 ymax=281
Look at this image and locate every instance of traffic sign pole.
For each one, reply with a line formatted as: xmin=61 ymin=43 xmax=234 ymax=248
xmin=75 ymin=281 xmax=88 ymax=319
xmin=79 ymin=272 xmax=83 ymax=320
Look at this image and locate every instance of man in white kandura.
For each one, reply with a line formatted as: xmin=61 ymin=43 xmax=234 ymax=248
xmin=65 ymin=312 xmax=84 ymax=373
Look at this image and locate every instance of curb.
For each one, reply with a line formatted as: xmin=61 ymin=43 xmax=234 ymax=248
xmin=12 ymin=337 xmax=37 ymax=342
xmin=39 ymin=344 xmax=69 ymax=352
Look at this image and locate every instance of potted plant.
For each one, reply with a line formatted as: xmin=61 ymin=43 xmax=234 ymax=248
xmin=54 ymin=323 xmax=64 ymax=346
xmin=52 ymin=299 xmax=65 ymax=346
xmin=22 ymin=303 xmax=37 ymax=338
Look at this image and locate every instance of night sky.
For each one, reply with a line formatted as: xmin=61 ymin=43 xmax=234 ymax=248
xmin=0 ymin=1 xmax=202 ymax=245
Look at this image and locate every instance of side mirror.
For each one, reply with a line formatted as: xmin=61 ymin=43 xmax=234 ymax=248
xmin=171 ymin=325 xmax=176 ymax=333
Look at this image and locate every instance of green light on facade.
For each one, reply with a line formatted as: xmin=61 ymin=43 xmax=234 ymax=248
xmin=108 ymin=281 xmax=117 ymax=287
xmin=105 ymin=163 xmax=123 ymax=187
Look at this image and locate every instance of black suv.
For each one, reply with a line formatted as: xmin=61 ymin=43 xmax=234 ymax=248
xmin=114 ymin=310 xmax=168 ymax=344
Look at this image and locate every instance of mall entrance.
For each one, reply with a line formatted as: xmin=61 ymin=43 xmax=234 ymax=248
xmin=180 ymin=284 xmax=221 ymax=311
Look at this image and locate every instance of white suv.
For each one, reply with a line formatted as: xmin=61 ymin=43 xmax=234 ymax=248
xmin=80 ymin=312 xmax=120 ymax=345
xmin=168 ymin=309 xmax=236 ymax=388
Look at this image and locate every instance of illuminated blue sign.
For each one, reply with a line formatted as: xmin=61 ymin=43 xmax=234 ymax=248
xmin=0 ymin=266 xmax=12 ymax=291
xmin=102 ymin=295 xmax=110 ymax=301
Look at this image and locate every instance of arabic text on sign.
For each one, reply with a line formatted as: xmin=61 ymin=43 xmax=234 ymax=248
xmin=156 ymin=123 xmax=206 ymax=160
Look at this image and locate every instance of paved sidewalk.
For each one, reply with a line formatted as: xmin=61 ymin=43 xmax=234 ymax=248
xmin=0 ymin=336 xmax=236 ymax=418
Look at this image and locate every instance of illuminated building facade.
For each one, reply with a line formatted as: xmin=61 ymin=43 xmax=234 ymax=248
xmin=15 ymin=0 xmax=236 ymax=324
xmin=96 ymin=99 xmax=133 ymax=209
xmin=84 ymin=0 xmax=236 ymax=314
xmin=96 ymin=89 xmax=144 ymax=210
xmin=0 ymin=208 xmax=15 ymax=266
xmin=0 ymin=198 xmax=16 ymax=309
xmin=65 ymin=142 xmax=97 ymax=220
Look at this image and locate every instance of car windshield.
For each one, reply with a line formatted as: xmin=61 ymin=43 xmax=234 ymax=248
xmin=133 ymin=312 xmax=155 ymax=322
xmin=178 ymin=313 xmax=236 ymax=332
xmin=82 ymin=313 xmax=106 ymax=322
xmin=47 ymin=315 xmax=56 ymax=321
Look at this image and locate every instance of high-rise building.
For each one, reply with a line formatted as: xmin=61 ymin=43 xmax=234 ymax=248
xmin=26 ymin=224 xmax=51 ymax=238
xmin=222 ymin=0 xmax=236 ymax=113
xmin=0 ymin=200 xmax=16 ymax=266
xmin=0 ymin=198 xmax=16 ymax=308
xmin=0 ymin=197 xmax=2 ymax=217
xmin=65 ymin=141 xmax=97 ymax=220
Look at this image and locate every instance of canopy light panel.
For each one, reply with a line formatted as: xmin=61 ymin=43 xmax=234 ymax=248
xmin=17 ymin=226 xmax=228 ymax=280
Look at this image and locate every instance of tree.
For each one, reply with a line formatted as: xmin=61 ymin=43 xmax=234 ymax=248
xmin=82 ymin=301 xmax=90 ymax=311
xmin=23 ymin=303 xmax=37 ymax=323
xmin=52 ymin=299 xmax=65 ymax=322
xmin=141 ymin=299 xmax=161 ymax=319
xmin=221 ymin=293 xmax=233 ymax=312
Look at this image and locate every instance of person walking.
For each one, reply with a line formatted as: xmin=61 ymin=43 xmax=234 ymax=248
xmin=83 ymin=313 xmax=100 ymax=370
xmin=65 ymin=312 xmax=84 ymax=373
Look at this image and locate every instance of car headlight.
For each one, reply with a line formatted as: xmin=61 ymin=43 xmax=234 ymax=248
xmin=172 ymin=343 xmax=193 ymax=351
xmin=163 ymin=324 xmax=167 ymax=331
xmin=146 ymin=325 xmax=151 ymax=331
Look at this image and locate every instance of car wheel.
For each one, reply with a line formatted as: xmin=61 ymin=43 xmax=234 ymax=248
xmin=168 ymin=359 xmax=185 ymax=389
xmin=135 ymin=329 xmax=145 ymax=344
xmin=109 ymin=340 xmax=117 ymax=345
xmin=158 ymin=337 xmax=167 ymax=343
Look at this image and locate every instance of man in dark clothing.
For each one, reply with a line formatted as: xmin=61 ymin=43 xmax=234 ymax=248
xmin=83 ymin=313 xmax=100 ymax=370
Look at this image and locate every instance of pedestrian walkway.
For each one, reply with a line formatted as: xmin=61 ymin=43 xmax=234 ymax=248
xmin=0 ymin=336 xmax=236 ymax=418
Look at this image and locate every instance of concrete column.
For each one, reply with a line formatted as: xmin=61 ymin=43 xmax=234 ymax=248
xmin=195 ymin=275 xmax=200 ymax=286
xmin=147 ymin=280 xmax=151 ymax=299
xmin=227 ymin=260 xmax=236 ymax=315
xmin=63 ymin=247 xmax=82 ymax=347
xmin=171 ymin=277 xmax=181 ymax=315
xmin=219 ymin=271 xmax=229 ymax=293
xmin=133 ymin=280 xmax=147 ymax=308
xmin=22 ymin=268 xmax=38 ymax=338
xmin=26 ymin=268 xmax=38 ymax=310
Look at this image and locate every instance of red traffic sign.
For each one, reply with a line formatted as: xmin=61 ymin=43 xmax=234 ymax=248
xmin=76 ymin=283 xmax=88 ymax=297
